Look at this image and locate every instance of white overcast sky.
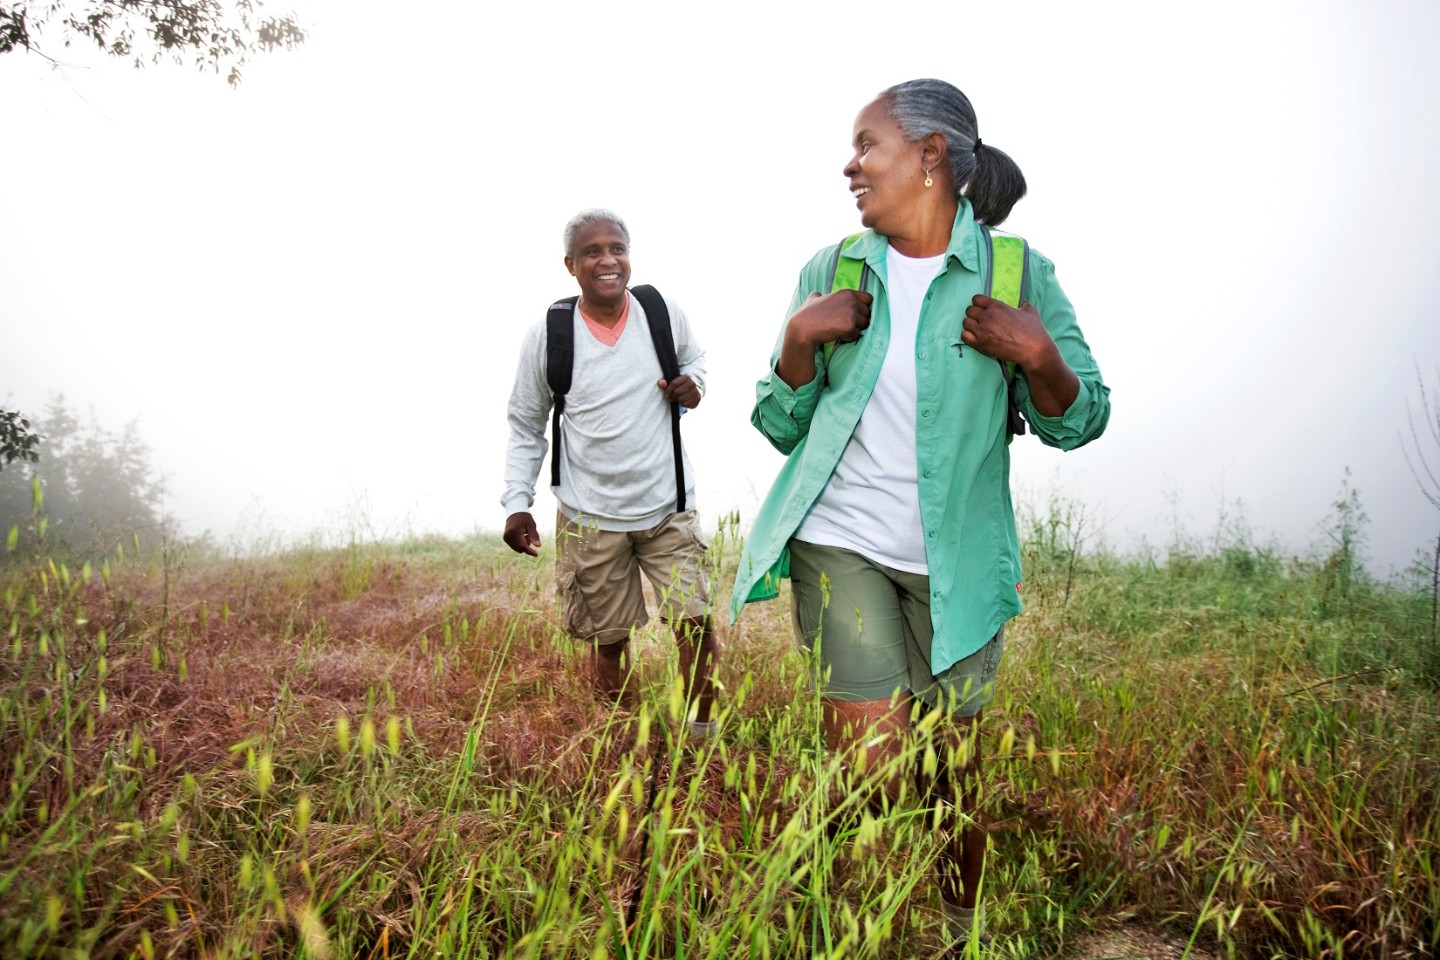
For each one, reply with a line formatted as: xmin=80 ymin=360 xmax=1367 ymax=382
xmin=3 ymin=0 xmax=1439 ymax=575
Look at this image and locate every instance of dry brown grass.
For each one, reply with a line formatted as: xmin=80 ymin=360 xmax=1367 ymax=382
xmin=2 ymin=535 xmax=1437 ymax=958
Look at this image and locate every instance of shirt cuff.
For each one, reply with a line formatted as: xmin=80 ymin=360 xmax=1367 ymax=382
xmin=1025 ymin=379 xmax=1094 ymax=435
xmin=501 ymin=495 xmax=535 ymax=516
xmin=756 ymin=365 xmax=821 ymax=416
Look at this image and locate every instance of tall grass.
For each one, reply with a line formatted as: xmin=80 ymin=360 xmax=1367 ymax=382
xmin=1 ymin=505 xmax=1436 ymax=958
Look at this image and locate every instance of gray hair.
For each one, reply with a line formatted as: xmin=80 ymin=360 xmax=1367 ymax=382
xmin=881 ymin=79 xmax=1027 ymax=226
xmin=562 ymin=208 xmax=630 ymax=258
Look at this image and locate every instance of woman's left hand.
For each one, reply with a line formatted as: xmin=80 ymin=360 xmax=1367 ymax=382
xmin=961 ymin=294 xmax=1051 ymax=368
xmin=962 ymin=294 xmax=1080 ymax=417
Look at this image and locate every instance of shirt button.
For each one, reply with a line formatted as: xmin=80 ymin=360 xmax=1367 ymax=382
xmin=923 ymin=469 xmax=933 ymax=478
xmin=921 ymin=409 xmax=931 ymax=418
xmin=928 ymin=530 xmax=936 ymax=539
xmin=918 ymin=351 xmax=927 ymax=360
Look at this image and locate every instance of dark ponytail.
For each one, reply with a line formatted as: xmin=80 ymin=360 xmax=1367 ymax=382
xmin=967 ymin=140 xmax=1027 ymax=227
xmin=882 ymin=78 xmax=1027 ymax=226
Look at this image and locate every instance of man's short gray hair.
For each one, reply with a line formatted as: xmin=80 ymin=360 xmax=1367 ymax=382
xmin=563 ymin=208 xmax=630 ymax=258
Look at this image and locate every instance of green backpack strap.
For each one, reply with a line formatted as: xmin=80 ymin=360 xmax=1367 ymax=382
xmin=822 ymin=232 xmax=869 ymax=365
xmin=982 ymin=226 xmax=1031 ymax=440
xmin=820 ymin=228 xmax=1031 ymax=439
xmin=987 ymin=234 xmax=1028 ymax=308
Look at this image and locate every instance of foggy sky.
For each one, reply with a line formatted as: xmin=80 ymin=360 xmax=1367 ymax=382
xmin=3 ymin=0 xmax=1439 ymax=576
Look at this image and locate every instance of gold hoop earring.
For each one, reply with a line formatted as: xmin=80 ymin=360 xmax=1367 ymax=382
xmin=924 ymin=168 xmax=934 ymax=189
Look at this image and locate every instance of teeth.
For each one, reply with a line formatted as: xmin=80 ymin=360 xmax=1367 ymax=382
xmin=597 ymin=274 xmax=619 ymax=280
xmin=852 ymin=187 xmax=870 ymax=199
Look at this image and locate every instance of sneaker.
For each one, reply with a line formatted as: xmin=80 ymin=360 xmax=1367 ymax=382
xmin=684 ymin=718 xmax=720 ymax=741
xmin=941 ymin=902 xmax=989 ymax=957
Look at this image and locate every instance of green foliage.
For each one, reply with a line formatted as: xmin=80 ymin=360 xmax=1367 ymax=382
xmin=1022 ymin=477 xmax=1439 ymax=686
xmin=1400 ymin=361 xmax=1440 ymax=669
xmin=0 ymin=408 xmax=40 ymax=471
xmin=1317 ymin=467 xmax=1368 ymax=619
xmin=1401 ymin=361 xmax=1440 ymax=516
xmin=0 ymin=0 xmax=304 ymax=86
xmin=0 ymin=395 xmax=168 ymax=560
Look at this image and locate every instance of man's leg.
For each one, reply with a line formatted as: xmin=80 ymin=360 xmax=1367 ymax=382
xmin=588 ymin=636 xmax=632 ymax=703
xmin=635 ymin=511 xmax=717 ymax=727
xmin=556 ymin=511 xmax=647 ymax=702
xmin=674 ymin=614 xmax=718 ymax=724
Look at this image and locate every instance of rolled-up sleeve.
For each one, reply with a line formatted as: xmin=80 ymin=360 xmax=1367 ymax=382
xmin=752 ymin=363 xmax=823 ymax=455
xmin=750 ymin=281 xmax=826 ymax=455
xmin=1016 ymin=252 xmax=1110 ymax=450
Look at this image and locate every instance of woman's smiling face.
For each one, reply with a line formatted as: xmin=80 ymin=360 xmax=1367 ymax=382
xmin=843 ymin=97 xmax=929 ymax=235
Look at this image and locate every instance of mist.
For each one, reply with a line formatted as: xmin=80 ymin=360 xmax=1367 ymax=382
xmin=3 ymin=0 xmax=1439 ymax=577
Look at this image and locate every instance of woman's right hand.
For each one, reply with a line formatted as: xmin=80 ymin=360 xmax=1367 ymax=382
xmin=786 ymin=290 xmax=873 ymax=348
xmin=775 ymin=290 xmax=873 ymax=389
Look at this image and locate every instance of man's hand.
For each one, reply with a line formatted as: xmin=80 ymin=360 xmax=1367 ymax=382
xmin=503 ymin=511 xmax=541 ymax=556
xmin=658 ymin=374 xmax=703 ymax=409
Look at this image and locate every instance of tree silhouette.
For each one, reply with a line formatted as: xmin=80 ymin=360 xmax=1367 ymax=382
xmin=1 ymin=0 xmax=303 ymax=86
xmin=1 ymin=396 xmax=167 ymax=557
xmin=0 ymin=408 xmax=40 ymax=471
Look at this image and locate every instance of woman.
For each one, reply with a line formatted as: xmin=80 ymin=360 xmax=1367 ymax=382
xmin=729 ymin=79 xmax=1110 ymax=952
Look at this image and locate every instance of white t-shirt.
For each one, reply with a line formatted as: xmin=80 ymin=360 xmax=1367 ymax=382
xmin=502 ymin=291 xmax=705 ymax=531
xmin=794 ymin=245 xmax=944 ymax=572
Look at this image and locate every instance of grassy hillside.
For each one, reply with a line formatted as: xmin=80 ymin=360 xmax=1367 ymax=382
xmin=0 ymin=514 xmax=1436 ymax=958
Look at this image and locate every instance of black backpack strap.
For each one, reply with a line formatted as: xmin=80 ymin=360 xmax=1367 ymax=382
xmin=545 ymin=296 xmax=579 ymax=489
xmin=629 ymin=284 xmax=686 ymax=514
xmin=1010 ymin=247 xmax=1032 ymax=437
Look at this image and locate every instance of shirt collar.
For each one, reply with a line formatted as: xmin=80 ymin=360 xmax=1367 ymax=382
xmin=946 ymin=199 xmax=981 ymax=273
xmin=844 ymin=198 xmax=982 ymax=274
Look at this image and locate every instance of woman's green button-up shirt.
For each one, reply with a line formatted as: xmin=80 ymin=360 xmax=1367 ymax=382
xmin=729 ymin=201 xmax=1110 ymax=673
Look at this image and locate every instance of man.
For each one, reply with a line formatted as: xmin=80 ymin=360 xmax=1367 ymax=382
xmin=501 ymin=209 xmax=718 ymax=737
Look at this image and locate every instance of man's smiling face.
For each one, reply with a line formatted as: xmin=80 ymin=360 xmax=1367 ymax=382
xmin=565 ymin=220 xmax=631 ymax=310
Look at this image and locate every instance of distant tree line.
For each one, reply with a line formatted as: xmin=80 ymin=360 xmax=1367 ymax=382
xmin=1 ymin=397 xmax=168 ymax=558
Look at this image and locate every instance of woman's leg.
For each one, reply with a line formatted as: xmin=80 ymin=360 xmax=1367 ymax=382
xmin=823 ymin=695 xmax=914 ymax=809
xmin=919 ymin=630 xmax=1003 ymax=950
xmin=934 ymin=709 xmax=985 ymax=910
xmin=790 ymin=541 xmax=918 ymax=806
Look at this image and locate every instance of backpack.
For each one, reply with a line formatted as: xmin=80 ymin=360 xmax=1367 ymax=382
xmin=825 ymin=226 xmax=1031 ymax=440
xmin=545 ymin=284 xmax=687 ymax=512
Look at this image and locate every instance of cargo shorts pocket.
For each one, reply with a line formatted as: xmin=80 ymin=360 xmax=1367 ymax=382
xmin=557 ymin=564 xmax=598 ymax=640
xmin=683 ymin=509 xmax=710 ymax=552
